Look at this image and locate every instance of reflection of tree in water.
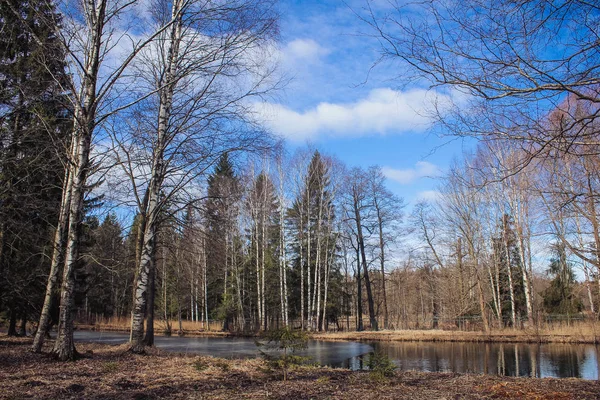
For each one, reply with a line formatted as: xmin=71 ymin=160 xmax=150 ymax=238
xmin=344 ymin=342 xmax=592 ymax=378
xmin=543 ymin=345 xmax=586 ymax=378
xmin=371 ymin=342 xmax=503 ymax=374
xmin=496 ymin=344 xmax=534 ymax=377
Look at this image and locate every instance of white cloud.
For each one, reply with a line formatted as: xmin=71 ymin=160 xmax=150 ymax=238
xmin=254 ymin=88 xmax=450 ymax=141
xmin=283 ymin=39 xmax=329 ymax=64
xmin=382 ymin=162 xmax=442 ymax=185
xmin=416 ymin=190 xmax=442 ymax=201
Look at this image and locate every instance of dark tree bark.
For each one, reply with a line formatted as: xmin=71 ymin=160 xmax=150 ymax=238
xmin=355 ymin=244 xmax=363 ymax=332
xmin=143 ymin=256 xmax=156 ymax=346
xmin=354 ymin=198 xmax=378 ymax=331
xmin=7 ymin=307 xmax=18 ymax=336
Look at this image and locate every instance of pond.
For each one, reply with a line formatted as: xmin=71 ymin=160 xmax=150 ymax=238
xmin=73 ymin=331 xmax=600 ymax=379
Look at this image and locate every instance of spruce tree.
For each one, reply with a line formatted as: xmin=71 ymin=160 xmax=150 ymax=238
xmin=542 ymin=242 xmax=582 ymax=317
xmin=493 ymin=214 xmax=527 ymax=327
xmin=0 ymin=0 xmax=69 ymax=334
xmin=204 ymin=154 xmax=241 ymax=328
xmin=287 ymin=151 xmax=337 ymax=331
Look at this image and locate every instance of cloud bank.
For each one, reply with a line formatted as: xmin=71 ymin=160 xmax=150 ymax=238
xmin=254 ymin=88 xmax=449 ymax=141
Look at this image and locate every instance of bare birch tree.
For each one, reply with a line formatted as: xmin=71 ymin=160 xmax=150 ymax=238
xmin=29 ymin=0 xmax=176 ymax=359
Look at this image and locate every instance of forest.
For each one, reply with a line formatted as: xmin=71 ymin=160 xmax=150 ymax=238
xmin=2 ymin=0 xmax=600 ymax=367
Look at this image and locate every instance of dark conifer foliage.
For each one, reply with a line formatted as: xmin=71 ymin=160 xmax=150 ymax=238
xmin=542 ymin=243 xmax=583 ymax=316
xmin=204 ymin=153 xmax=241 ymax=325
xmin=0 ymin=0 xmax=69 ymax=335
xmin=493 ymin=215 xmax=527 ymax=327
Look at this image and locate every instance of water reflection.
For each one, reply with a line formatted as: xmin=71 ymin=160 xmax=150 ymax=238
xmin=72 ymin=331 xmax=600 ymax=379
xmin=72 ymin=331 xmax=373 ymax=366
xmin=350 ymin=341 xmax=600 ymax=379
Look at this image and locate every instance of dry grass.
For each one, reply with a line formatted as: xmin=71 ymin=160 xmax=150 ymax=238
xmin=1 ymin=336 xmax=599 ymax=399
xmin=78 ymin=317 xmax=230 ymax=336
xmin=83 ymin=318 xmax=600 ymax=344
xmin=311 ymin=322 xmax=600 ymax=344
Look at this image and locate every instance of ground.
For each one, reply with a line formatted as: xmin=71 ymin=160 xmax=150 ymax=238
xmin=1 ymin=336 xmax=599 ymax=399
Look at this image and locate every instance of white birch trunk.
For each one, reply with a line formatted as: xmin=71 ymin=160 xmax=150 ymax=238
xmin=52 ymin=0 xmax=107 ymax=357
xmin=130 ymin=0 xmax=183 ymax=352
xmin=32 ymin=140 xmax=74 ymax=352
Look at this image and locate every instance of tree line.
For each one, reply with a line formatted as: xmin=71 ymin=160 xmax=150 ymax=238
xmin=2 ymin=0 xmax=599 ymax=363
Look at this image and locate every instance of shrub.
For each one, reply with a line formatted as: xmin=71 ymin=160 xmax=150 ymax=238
xmin=255 ymin=327 xmax=310 ymax=381
xmin=102 ymin=362 xmax=119 ymax=374
xmin=366 ymin=352 xmax=397 ymax=379
xmin=192 ymin=358 xmax=209 ymax=372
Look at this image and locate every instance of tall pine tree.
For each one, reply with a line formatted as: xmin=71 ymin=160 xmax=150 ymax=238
xmin=204 ymin=154 xmax=241 ymax=329
xmin=0 ymin=0 xmax=69 ymax=335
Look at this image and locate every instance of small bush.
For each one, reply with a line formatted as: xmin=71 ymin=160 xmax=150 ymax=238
xmin=255 ymin=327 xmax=310 ymax=381
xmin=102 ymin=361 xmax=119 ymax=374
xmin=215 ymin=360 xmax=230 ymax=372
xmin=366 ymin=352 xmax=397 ymax=379
xmin=192 ymin=359 xmax=209 ymax=372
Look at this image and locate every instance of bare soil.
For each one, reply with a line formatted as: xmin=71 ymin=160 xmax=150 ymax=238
xmin=1 ymin=336 xmax=599 ymax=399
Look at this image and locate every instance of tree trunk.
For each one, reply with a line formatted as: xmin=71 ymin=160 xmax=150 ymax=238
xmin=504 ymin=229 xmax=517 ymax=328
xmin=130 ymin=202 xmax=157 ymax=352
xmin=430 ymin=268 xmax=439 ymax=329
xmin=18 ymin=311 xmax=27 ymax=337
xmin=203 ymin=237 xmax=209 ymax=329
xmin=306 ymin=188 xmax=312 ymax=330
xmin=52 ymin=128 xmax=89 ymax=361
xmin=7 ymin=307 xmax=18 ymax=336
xmin=314 ymin=187 xmax=324 ymax=330
xmin=129 ymin=0 xmax=182 ymax=351
xmin=299 ymin=210 xmax=305 ymax=330
xmin=144 ymin=255 xmax=156 ymax=346
xmin=376 ymin=209 xmax=388 ymax=329
xmin=255 ymin=213 xmax=261 ymax=328
xmin=163 ymin=247 xmax=171 ymax=334
xmin=355 ymin=197 xmax=378 ymax=331
xmin=51 ymin=0 xmax=108 ymax=361
xmin=261 ymin=198 xmax=266 ymax=331
xmin=32 ymin=158 xmax=72 ymax=352
xmin=476 ymin=269 xmax=489 ymax=333
xmin=355 ymin=244 xmax=364 ymax=331
xmin=515 ymin=223 xmax=534 ymax=326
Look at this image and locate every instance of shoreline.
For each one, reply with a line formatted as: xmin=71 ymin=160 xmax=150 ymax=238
xmin=76 ymin=324 xmax=600 ymax=344
xmin=1 ymin=336 xmax=599 ymax=399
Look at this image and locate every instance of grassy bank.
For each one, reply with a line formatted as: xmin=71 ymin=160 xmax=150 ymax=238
xmin=81 ymin=317 xmax=600 ymax=344
xmin=311 ymin=324 xmax=600 ymax=344
xmin=1 ymin=336 xmax=599 ymax=399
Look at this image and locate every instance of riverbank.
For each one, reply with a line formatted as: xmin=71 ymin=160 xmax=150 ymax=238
xmin=79 ymin=320 xmax=600 ymax=344
xmin=311 ymin=326 xmax=600 ymax=344
xmin=1 ymin=336 xmax=599 ymax=400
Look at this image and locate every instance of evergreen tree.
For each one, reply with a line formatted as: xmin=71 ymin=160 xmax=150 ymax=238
xmin=204 ymin=154 xmax=241 ymax=327
xmin=79 ymin=214 xmax=128 ymax=319
xmin=493 ymin=214 xmax=527 ymax=326
xmin=245 ymin=171 xmax=279 ymax=330
xmin=542 ymin=242 xmax=582 ymax=316
xmin=287 ymin=151 xmax=337 ymax=331
xmin=0 ymin=0 xmax=69 ymax=334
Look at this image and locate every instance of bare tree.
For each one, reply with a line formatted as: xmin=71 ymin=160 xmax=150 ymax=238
xmin=30 ymin=0 xmax=175 ymax=359
xmin=105 ymin=0 xmax=278 ymax=352
xmin=343 ymin=167 xmax=378 ymax=331
xmin=367 ymin=166 xmax=404 ymax=330
xmin=359 ymin=0 xmax=600 ymax=200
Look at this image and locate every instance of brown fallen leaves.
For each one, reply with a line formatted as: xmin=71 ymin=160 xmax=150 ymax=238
xmin=1 ymin=336 xmax=599 ymax=400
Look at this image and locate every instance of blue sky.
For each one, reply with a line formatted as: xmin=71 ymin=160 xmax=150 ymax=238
xmin=259 ymin=0 xmax=476 ymax=204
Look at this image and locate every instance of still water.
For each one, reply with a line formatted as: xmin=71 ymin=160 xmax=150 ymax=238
xmin=73 ymin=331 xmax=600 ymax=380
